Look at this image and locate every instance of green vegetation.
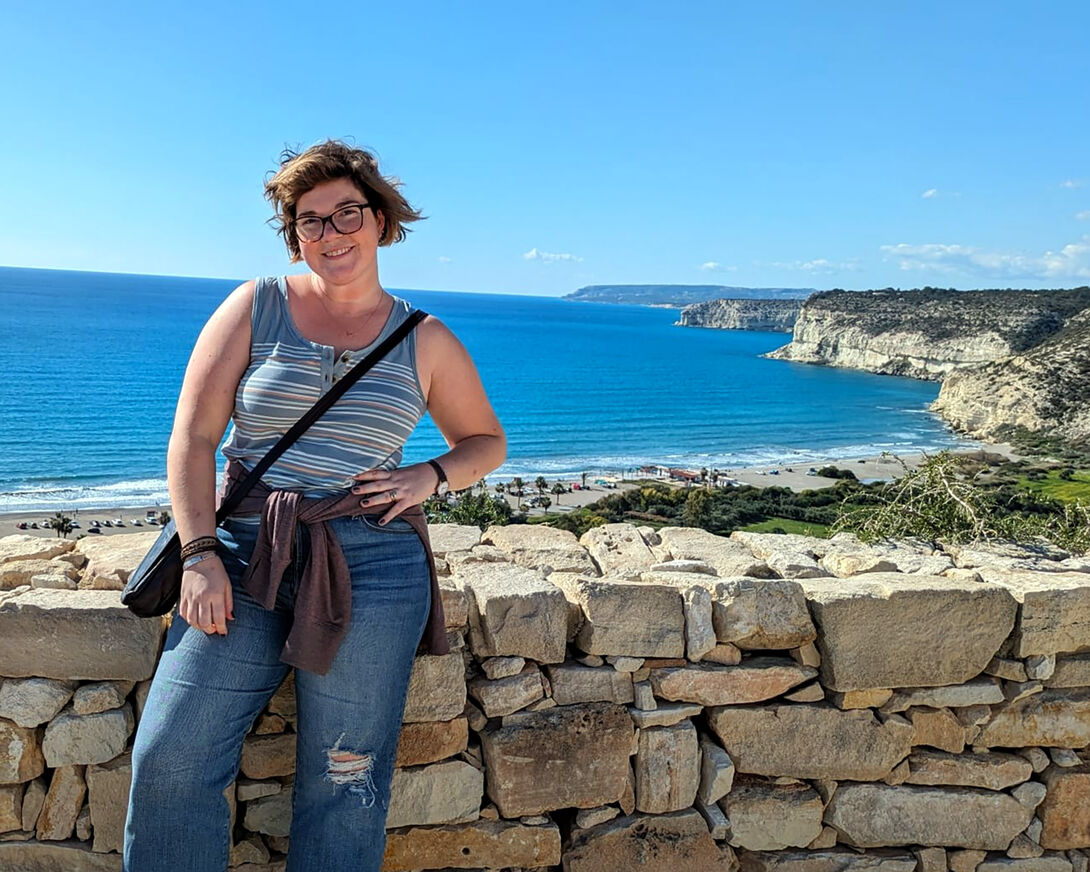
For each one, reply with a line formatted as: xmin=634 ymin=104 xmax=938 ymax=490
xmin=47 ymin=512 xmax=75 ymax=539
xmin=992 ymin=424 xmax=1090 ymax=465
xmin=738 ymin=517 xmax=831 ymax=536
xmin=1016 ymin=467 xmax=1090 ymax=503
xmin=424 ymin=489 xmax=512 ymax=529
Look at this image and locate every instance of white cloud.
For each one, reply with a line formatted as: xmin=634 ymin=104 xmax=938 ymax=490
xmin=437 ymin=256 xmax=452 ymax=263
xmin=1061 ymin=179 xmax=1084 ymax=189
xmin=768 ymin=258 xmax=861 ymax=274
xmin=880 ymin=238 xmax=1090 ymax=280
xmin=1076 ymin=211 xmax=1090 ymax=221
xmin=700 ymin=261 xmax=737 ymax=272
xmin=922 ymin=188 xmax=938 ymax=199
xmin=522 ymin=247 xmax=583 ymax=263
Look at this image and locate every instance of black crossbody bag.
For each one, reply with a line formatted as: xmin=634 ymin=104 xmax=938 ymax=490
xmin=121 ymin=309 xmax=429 ymax=618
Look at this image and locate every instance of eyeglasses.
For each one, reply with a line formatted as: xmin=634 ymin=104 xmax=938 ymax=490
xmin=294 ymin=203 xmax=374 ymax=242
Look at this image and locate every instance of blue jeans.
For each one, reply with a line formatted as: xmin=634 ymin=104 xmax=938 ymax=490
xmin=123 ymin=514 xmax=432 ymax=872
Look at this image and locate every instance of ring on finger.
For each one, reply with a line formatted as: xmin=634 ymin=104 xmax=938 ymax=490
xmin=389 ymin=488 xmax=398 ymax=499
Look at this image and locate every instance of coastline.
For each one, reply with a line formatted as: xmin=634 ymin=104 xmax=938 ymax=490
xmin=1 ymin=442 xmax=1025 ymax=536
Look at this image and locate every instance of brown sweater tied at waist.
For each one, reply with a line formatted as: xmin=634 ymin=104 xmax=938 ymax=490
xmin=218 ymin=457 xmax=449 ymax=675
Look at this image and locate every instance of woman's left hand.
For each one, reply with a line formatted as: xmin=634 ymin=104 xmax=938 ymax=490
xmin=351 ymin=463 xmax=439 ymax=524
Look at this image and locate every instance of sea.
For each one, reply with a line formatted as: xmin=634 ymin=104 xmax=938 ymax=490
xmin=0 ymin=266 xmax=978 ymax=512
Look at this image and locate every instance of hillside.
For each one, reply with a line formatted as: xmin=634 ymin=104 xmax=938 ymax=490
xmin=564 ymin=285 xmax=814 ymax=306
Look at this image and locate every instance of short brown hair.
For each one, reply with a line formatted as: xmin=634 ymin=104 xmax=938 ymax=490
xmin=264 ymin=140 xmax=424 ymax=262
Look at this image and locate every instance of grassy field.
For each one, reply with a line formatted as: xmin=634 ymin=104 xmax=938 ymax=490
xmin=1016 ymin=469 xmax=1090 ymax=503
xmin=738 ymin=517 xmax=831 ymax=537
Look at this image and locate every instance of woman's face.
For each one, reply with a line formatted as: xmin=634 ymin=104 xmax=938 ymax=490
xmin=294 ymin=178 xmax=385 ymax=287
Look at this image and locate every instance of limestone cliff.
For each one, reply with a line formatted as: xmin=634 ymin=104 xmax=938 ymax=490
xmin=766 ymin=288 xmax=1090 ymax=381
xmin=933 ymin=306 xmax=1090 ymax=445
xmin=675 ymin=298 xmax=803 ymax=332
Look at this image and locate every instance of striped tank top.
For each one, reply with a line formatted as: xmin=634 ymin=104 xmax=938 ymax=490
xmin=221 ymin=276 xmax=426 ymax=497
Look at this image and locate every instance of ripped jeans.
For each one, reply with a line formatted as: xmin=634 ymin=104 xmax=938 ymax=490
xmin=123 ymin=514 xmax=431 ymax=872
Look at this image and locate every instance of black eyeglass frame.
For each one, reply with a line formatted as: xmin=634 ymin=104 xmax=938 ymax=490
xmin=293 ymin=203 xmax=375 ymax=242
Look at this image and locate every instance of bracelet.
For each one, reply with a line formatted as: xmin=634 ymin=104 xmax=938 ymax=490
xmin=181 ymin=536 xmax=218 ymax=559
xmin=183 ymin=552 xmax=214 ymax=570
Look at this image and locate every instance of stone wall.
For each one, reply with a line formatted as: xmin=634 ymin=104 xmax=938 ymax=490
xmin=1 ymin=523 xmax=1090 ymax=872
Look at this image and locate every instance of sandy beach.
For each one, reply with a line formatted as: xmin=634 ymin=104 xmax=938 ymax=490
xmin=2 ymin=443 xmax=1026 ymax=535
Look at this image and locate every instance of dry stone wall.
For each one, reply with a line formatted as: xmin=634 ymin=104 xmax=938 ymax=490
xmin=1 ymin=525 xmax=1090 ymax=871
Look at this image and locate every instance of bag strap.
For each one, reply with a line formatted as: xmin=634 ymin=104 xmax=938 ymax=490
xmin=215 ymin=308 xmax=429 ymax=522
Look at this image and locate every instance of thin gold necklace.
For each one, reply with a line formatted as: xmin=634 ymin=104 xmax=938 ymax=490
xmin=309 ymin=275 xmax=387 ymax=338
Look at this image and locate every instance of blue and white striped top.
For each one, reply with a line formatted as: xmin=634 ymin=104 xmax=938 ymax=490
xmin=221 ymin=276 xmax=426 ymax=497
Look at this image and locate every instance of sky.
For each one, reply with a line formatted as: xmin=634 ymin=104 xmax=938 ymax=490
xmin=1 ymin=2 xmax=1088 ymax=296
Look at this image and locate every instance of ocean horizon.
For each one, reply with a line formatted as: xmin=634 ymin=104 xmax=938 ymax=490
xmin=0 ymin=265 xmax=980 ymax=512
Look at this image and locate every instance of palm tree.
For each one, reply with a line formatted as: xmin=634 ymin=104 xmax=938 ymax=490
xmin=510 ymin=477 xmax=525 ymax=510
xmin=551 ymin=482 xmax=566 ymax=505
xmin=48 ymin=512 xmax=74 ymax=539
xmin=535 ymin=476 xmax=547 ymax=497
xmin=540 ymin=496 xmax=552 ymax=514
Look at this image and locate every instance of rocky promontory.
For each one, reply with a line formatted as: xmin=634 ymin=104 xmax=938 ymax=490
xmin=933 ymin=306 xmax=1090 ymax=445
xmin=565 ymin=285 xmax=813 ymax=307
xmin=766 ymin=288 xmax=1090 ymax=381
xmin=676 ymin=298 xmax=804 ymax=332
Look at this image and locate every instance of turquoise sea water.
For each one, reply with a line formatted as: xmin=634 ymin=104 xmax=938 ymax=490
xmin=0 ymin=266 xmax=975 ymax=511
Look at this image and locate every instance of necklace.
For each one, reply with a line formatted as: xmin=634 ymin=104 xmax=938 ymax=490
xmin=309 ymin=274 xmax=388 ymax=339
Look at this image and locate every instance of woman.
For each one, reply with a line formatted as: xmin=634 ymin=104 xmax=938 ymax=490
xmin=123 ymin=140 xmax=506 ymax=872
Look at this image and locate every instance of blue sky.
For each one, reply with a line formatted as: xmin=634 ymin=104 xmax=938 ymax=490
xmin=2 ymin=2 xmax=1088 ymax=296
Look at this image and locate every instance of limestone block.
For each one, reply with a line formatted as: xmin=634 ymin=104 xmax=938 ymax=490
xmin=0 ymin=842 xmax=123 ymax=870
xmin=1007 ymin=834 xmax=1045 ymax=858
xmin=798 ymin=573 xmax=1016 ymax=691
xmin=976 ymin=689 xmax=1090 ymax=748
xmin=439 ymin=582 xmax=468 ymax=629
xmin=649 ymin=559 xmax=717 ymax=575
xmin=240 ymin=732 xmax=296 ymax=779
xmin=0 ymin=678 xmax=77 ymax=728
xmin=72 ymin=680 xmax=134 ymax=716
xmin=483 ymin=524 xmax=598 ymax=575
xmin=41 ymin=704 xmax=134 ymax=767
xmin=730 ymin=531 xmax=825 ymax=560
xmin=721 ymin=775 xmax=823 ymax=850
xmin=1028 ymin=654 xmax=1059 ymax=681
xmin=0 ymin=589 xmax=166 ymax=681
xmin=76 ymin=532 xmax=160 ymax=590
xmin=237 ymin=779 xmax=281 ymax=801
xmin=1 ymin=560 xmax=78 ymax=591
xmin=579 ymin=524 xmax=657 ymax=574
xmin=1050 ymin=655 xmax=1090 ymax=688
xmin=403 ymin=653 xmax=467 ymax=723
xmin=230 ymin=834 xmax=270 ymax=867
xmin=698 ymin=734 xmax=736 ymax=804
xmin=915 ymin=847 xmax=949 ymax=872
xmin=979 ymin=859 xmax=1073 ymax=872
xmin=698 ymin=577 xmax=816 ymax=649
xmin=1021 ymin=747 xmax=1052 ymax=773
xmin=738 ymin=848 xmax=917 ymax=872
xmin=949 ymin=850 xmax=987 ymax=872
xmin=908 ymin=707 xmax=973 ymax=753
xmin=426 ymin=523 xmax=482 ymax=554
xmin=634 ymin=721 xmax=699 ymax=814
xmin=974 ymin=570 xmax=1090 ymax=657
xmin=454 ymin=563 xmax=569 ymax=663
xmin=704 ymin=643 xmax=743 ymax=665
xmin=86 ymin=751 xmax=131 ymax=853
xmin=657 ymin=527 xmax=771 ymax=577
xmin=20 ymin=776 xmax=45 ymax=831
xmin=545 ymin=664 xmax=634 ymax=706
xmin=1013 ymin=781 xmax=1048 ymax=810
xmin=988 ymin=657 xmax=1030 ymax=682
xmin=765 ymin=550 xmax=831 ymax=579
xmin=1039 ymin=764 xmax=1090 ymax=850
xmin=0 ymin=784 xmax=20 ymax=833
xmin=382 ymin=818 xmax=561 ymax=871
xmin=244 ymin=791 xmax=292 ymax=837
xmin=480 ymin=656 xmax=525 ymax=679
xmin=632 ymin=681 xmax=655 ymax=710
xmin=563 ymin=809 xmax=734 ymax=872
xmin=395 ymin=717 xmax=468 ymax=768
xmin=1051 ymin=749 xmax=1083 ymax=767
xmin=683 ymin=583 xmax=717 ymax=661
xmin=830 ymin=689 xmax=893 ymax=710
xmin=706 ymin=703 xmax=913 ymax=780
xmin=821 ymin=548 xmax=899 ymax=577
xmin=0 ymin=535 xmax=74 ymax=565
xmin=479 ymin=702 xmax=633 ymax=817
xmin=551 ymin=576 xmax=685 ymax=658
xmin=37 ymin=765 xmax=86 ymax=841
xmin=628 ymin=702 xmax=703 ymax=728
xmin=785 ymin=682 xmax=824 ymax=702
xmin=884 ymin=678 xmax=1006 ymax=713
xmin=1006 ymin=680 xmax=1045 ymax=703
xmin=74 ymin=804 xmax=91 ymax=841
xmin=649 ymin=658 xmax=816 ymax=706
xmin=824 ymin=782 xmax=1034 ymax=850
xmin=904 ymin=749 xmax=1034 ymax=790
xmin=0 ymin=719 xmax=45 ymax=783
xmin=467 ymin=666 xmax=545 ymax=718
xmin=386 ymin=760 xmax=483 ymax=828
xmin=697 ymin=796 xmax=731 ymax=840
xmin=945 ymin=539 xmax=1072 ymax=570
xmin=807 ymin=827 xmax=840 ymax=850
xmin=576 ymin=805 xmax=621 ymax=829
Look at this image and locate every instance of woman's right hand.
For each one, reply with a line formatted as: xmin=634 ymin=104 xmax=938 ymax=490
xmin=179 ymin=556 xmax=234 ymax=635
